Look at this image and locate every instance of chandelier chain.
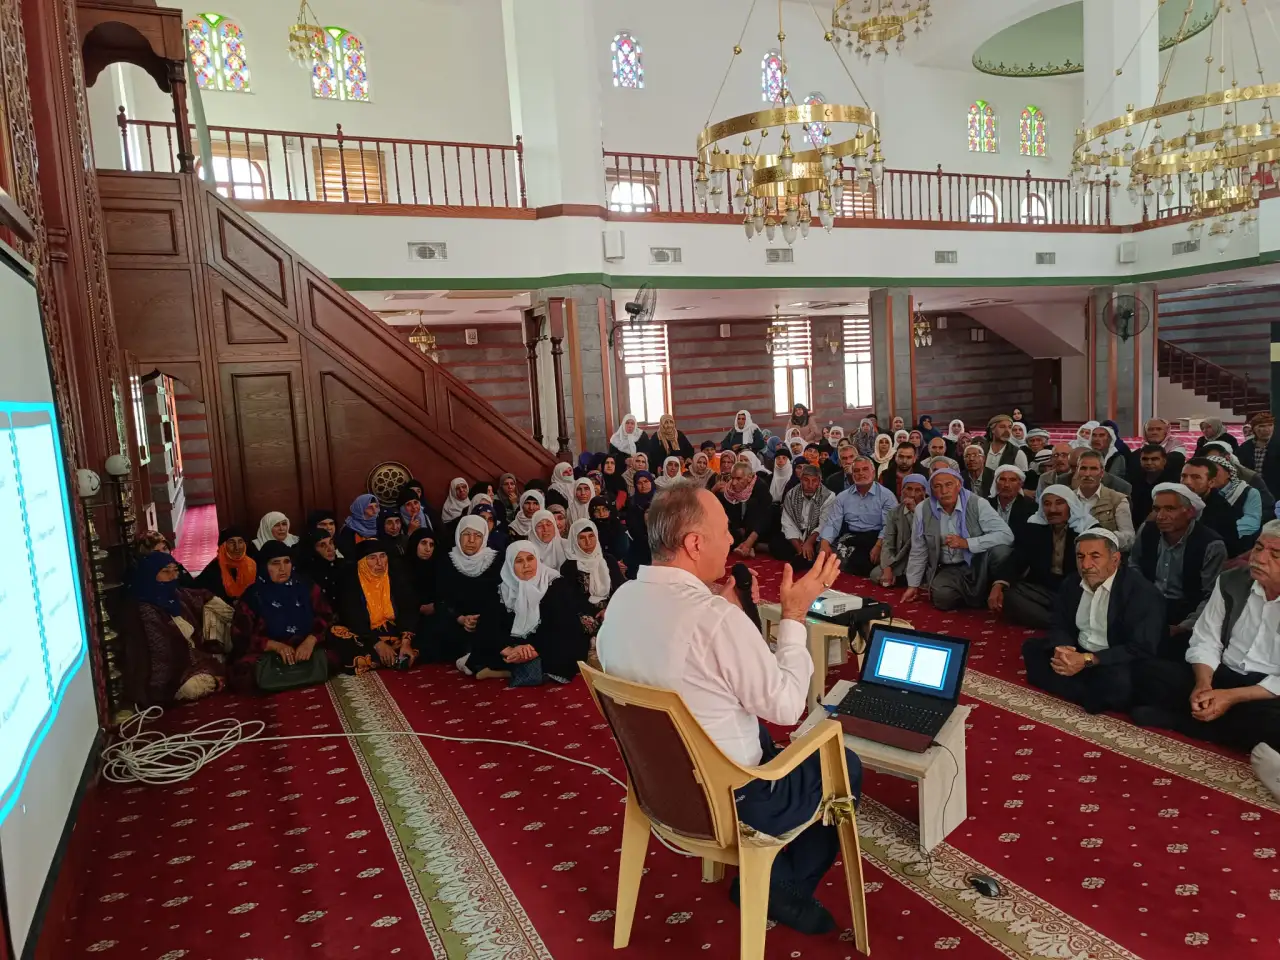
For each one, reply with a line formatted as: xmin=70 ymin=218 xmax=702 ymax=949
xmin=804 ymin=0 xmax=872 ymax=111
xmin=702 ymin=0 xmax=762 ymax=129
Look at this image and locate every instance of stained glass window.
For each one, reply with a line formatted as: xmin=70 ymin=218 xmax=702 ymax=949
xmin=762 ymin=50 xmax=784 ymax=103
xmin=611 ymin=32 xmax=643 ymax=89
xmin=1020 ymin=105 xmax=1046 ymax=157
xmin=313 ymin=27 xmax=369 ymax=101
xmin=186 ymin=13 xmax=251 ymax=93
xmin=803 ymin=92 xmax=827 ymax=149
xmin=967 ymin=100 xmax=997 ymax=153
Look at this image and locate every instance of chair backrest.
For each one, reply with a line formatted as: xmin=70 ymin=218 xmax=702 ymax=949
xmin=580 ymin=662 xmax=749 ymax=847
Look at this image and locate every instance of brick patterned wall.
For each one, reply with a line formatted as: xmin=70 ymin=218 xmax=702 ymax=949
xmin=1157 ymin=284 xmax=1273 ymax=398
xmin=173 ymin=384 xmax=214 ymax=507
xmin=912 ymin=313 xmax=1034 ymax=427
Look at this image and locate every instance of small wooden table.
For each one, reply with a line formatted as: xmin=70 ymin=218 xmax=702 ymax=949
xmin=792 ymin=679 xmax=970 ymax=852
xmin=757 ymin=602 xmax=853 ymax=711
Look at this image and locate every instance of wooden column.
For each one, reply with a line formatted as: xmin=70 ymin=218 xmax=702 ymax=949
xmin=523 ymin=309 xmax=544 ymax=446
xmin=167 ymin=57 xmax=193 ymax=173
xmin=545 ymin=297 xmax=572 ymax=459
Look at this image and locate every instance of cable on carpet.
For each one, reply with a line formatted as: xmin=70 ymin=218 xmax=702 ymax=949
xmin=100 ymin=705 xmax=698 ymax=858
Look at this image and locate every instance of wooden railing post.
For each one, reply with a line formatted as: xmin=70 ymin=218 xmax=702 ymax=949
xmin=523 ymin=310 xmax=544 ymax=446
xmin=336 ymin=123 xmax=350 ymax=203
xmin=516 ymin=135 xmax=528 ymax=208
xmin=117 ymin=106 xmax=131 ymax=172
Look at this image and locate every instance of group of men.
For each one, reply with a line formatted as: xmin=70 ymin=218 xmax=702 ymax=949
xmin=802 ymin=411 xmax=1280 ymax=800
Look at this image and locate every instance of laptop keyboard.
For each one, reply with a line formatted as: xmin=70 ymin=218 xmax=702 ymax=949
xmin=835 ymin=687 xmax=947 ymax=735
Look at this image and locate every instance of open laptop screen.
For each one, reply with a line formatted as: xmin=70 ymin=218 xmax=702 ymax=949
xmin=862 ymin=625 xmax=969 ymax=701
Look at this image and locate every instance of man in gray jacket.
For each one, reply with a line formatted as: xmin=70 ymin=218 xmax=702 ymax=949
xmin=1038 ymin=444 xmax=1132 ymax=497
xmin=871 ymin=472 xmax=928 ymax=587
xmin=903 ymin=467 xmax=1015 ymax=611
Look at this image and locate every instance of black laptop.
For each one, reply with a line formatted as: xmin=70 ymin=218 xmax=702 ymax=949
xmin=833 ymin=624 xmax=970 ymax=752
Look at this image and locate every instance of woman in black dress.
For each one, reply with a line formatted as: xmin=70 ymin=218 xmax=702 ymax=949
xmin=623 ymin=471 xmax=655 ymax=574
xmin=328 ymin=539 xmax=420 ymax=674
xmin=435 ymin=514 xmax=501 ymax=667
xmin=404 ymin=527 xmax=438 ymax=644
xmin=465 ymin=541 xmax=560 ymax=685
xmin=298 ymin=525 xmax=343 ymax=607
xmin=540 ymin=519 xmax=624 ymax=676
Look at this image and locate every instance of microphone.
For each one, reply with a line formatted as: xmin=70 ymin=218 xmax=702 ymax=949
xmin=731 ymin=562 xmax=761 ymax=630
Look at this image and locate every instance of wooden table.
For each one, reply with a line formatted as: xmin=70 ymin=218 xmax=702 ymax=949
xmin=792 ymin=679 xmax=970 ymax=852
xmin=757 ymin=601 xmax=853 ymax=711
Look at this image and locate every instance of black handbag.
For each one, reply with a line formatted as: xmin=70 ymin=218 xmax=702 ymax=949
xmin=254 ymin=649 xmax=328 ymax=693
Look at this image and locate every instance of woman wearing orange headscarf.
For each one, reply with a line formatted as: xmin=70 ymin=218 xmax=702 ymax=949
xmin=195 ymin=526 xmax=257 ymax=603
xmin=329 ymin=539 xmax=420 ymax=674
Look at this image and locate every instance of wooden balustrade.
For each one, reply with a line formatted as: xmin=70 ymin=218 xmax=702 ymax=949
xmin=114 ymin=108 xmax=527 ymax=209
xmin=603 ymin=151 xmax=1112 ymax=227
xmin=1157 ymin=338 xmax=1266 ymax=416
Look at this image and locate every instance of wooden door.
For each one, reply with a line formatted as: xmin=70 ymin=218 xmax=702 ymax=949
xmin=121 ymin=350 xmax=156 ymax=531
xmin=1031 ymin=358 xmax=1062 ymax=423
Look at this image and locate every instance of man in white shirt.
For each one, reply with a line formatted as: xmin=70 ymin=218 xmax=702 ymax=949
xmin=1020 ymin=529 xmax=1164 ymax=714
xmin=1134 ymin=520 xmax=1280 ymax=802
xmin=596 ymin=484 xmax=860 ymax=935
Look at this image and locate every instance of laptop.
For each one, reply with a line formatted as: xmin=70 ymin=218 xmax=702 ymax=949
xmin=832 ymin=624 xmax=970 ymax=753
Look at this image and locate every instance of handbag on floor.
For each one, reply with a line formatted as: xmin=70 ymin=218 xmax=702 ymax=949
xmin=254 ymin=649 xmax=329 ymax=693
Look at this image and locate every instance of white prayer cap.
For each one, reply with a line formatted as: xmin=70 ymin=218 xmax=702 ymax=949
xmin=994 ymin=464 xmax=1025 ymax=481
xmin=1151 ymin=481 xmax=1205 ymax=515
xmin=1076 ymin=527 xmax=1119 ymax=547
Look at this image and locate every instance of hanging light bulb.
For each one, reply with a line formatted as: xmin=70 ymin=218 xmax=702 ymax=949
xmin=782 ymin=223 xmax=798 ymax=245
xmin=832 ymin=182 xmax=845 ymax=208
xmin=784 ymin=202 xmax=799 ymax=228
xmin=764 ymin=215 xmax=777 ymax=242
xmin=779 ymin=132 xmax=794 ymax=177
xmin=711 ymin=186 xmax=724 ymax=213
xmin=821 ymin=144 xmax=836 ymax=176
xmin=798 ymin=200 xmax=811 ymax=239
xmin=743 ymin=215 xmax=755 ymax=239
xmin=694 ymin=164 xmax=709 ymax=207
xmin=752 ymin=210 xmax=764 ymax=233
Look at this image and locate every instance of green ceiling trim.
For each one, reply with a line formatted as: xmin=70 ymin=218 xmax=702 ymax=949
xmin=972 ymin=0 xmax=1218 ymax=79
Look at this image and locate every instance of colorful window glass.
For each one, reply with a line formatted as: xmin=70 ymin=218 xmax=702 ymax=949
xmin=1020 ymin=105 xmax=1046 ymax=157
xmin=611 ymin=32 xmax=643 ymax=89
xmin=762 ymin=50 xmax=784 ymax=103
xmin=186 ymin=13 xmax=251 ymax=93
xmin=967 ymin=100 xmax=997 ymax=153
xmin=803 ymin=92 xmax=827 ymax=149
xmin=313 ymin=27 xmax=369 ymax=101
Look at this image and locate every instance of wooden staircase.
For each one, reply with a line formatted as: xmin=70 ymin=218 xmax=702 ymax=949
xmin=98 ymin=170 xmax=553 ymax=530
xmin=1157 ymin=339 xmax=1269 ymax=418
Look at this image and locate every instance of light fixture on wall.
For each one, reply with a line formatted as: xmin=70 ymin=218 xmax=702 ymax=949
xmin=826 ymin=331 xmax=841 ymax=354
xmin=407 ymin=313 xmax=440 ymax=362
xmin=830 ymin=0 xmax=933 ymax=62
xmin=912 ymin=308 xmax=933 ymax=348
xmin=695 ymin=0 xmax=887 ymax=245
xmin=288 ymin=0 xmax=328 ymax=68
xmin=1070 ymin=0 xmax=1272 ymax=249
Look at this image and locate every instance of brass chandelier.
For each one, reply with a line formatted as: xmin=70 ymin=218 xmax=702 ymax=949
xmin=1071 ymin=0 xmax=1274 ymax=253
xmin=830 ymin=0 xmax=934 ymax=62
xmin=695 ymin=0 xmax=887 ymax=243
xmin=287 ymin=0 xmax=328 ymax=68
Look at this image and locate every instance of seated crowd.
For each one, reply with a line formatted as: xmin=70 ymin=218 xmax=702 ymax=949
xmin=124 ymin=404 xmax=1280 ymax=804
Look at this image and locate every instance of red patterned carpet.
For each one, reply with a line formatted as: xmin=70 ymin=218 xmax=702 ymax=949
xmin=57 ymin=559 xmax=1279 ymax=960
xmin=172 ymin=503 xmax=219 ymax=571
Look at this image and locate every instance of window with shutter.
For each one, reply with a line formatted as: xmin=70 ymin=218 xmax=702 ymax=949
xmin=771 ymin=318 xmax=811 ymax=415
xmin=309 ymin=145 xmax=387 ymax=203
xmin=619 ymin=323 xmax=670 ymax=425
xmin=842 ymin=316 xmax=873 ymax=409
xmin=194 ymin=141 xmax=268 ymax=200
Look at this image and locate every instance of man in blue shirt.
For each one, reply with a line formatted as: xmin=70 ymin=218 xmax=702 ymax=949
xmin=818 ymin=457 xmax=899 ymax=576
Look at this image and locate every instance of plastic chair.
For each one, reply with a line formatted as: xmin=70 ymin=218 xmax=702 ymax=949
xmin=579 ymin=662 xmax=870 ymax=959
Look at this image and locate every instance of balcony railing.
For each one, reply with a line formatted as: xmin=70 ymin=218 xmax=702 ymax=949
xmin=113 ymin=108 xmax=527 ymax=210
xmin=604 ymin=151 xmax=1112 ymax=227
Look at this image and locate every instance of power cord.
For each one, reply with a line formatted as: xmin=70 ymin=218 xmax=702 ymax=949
xmin=101 ymin=705 xmax=698 ymax=858
xmin=902 ymin=740 xmax=964 ymax=884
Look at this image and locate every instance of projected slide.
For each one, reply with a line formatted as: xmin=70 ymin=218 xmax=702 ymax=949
xmin=876 ymin=639 xmax=950 ymax=691
xmin=0 ymin=402 xmax=88 ymax=819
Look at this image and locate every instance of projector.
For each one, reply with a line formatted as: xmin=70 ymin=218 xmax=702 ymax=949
xmin=810 ymin=590 xmax=863 ymax=618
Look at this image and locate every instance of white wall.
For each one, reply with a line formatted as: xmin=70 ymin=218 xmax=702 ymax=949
xmin=1157 ymin=375 xmax=1234 ymax=422
xmin=123 ymin=0 xmax=513 ymax=145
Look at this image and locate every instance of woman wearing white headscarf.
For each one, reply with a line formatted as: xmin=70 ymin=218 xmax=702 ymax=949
xmin=537 ymin=520 xmax=623 ymax=682
xmin=871 ymin=433 xmax=895 ymax=477
xmin=1009 ymin=421 xmax=1028 ymax=447
xmin=548 ymin=462 xmax=577 ymax=503
xmin=1072 ymin=421 xmax=1099 ymax=449
xmin=721 ymin=409 xmax=766 ymax=453
xmin=893 ymin=429 xmax=911 ymax=448
xmin=440 ymin=478 xmax=472 ymax=525
xmin=528 ymin=508 xmax=568 ymax=569
xmin=464 ymin=541 xmax=558 ymax=685
xmin=946 ymin=419 xmax=966 ymax=443
xmin=853 ymin=418 xmax=876 ymax=458
xmin=767 ymin=447 xmax=793 ymax=503
xmin=437 ymin=514 xmax=501 ymax=668
xmin=252 ymin=511 xmax=298 ymax=552
xmin=567 ymin=477 xmax=596 ymax=523
xmin=736 ymin=449 xmax=771 ymax=484
xmin=654 ymin=456 xmax=684 ymax=490
xmin=608 ymin=413 xmax=647 ymax=460
xmin=508 ymin=490 xmax=544 ymax=539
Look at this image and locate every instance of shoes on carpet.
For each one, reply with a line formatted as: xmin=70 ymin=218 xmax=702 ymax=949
xmin=455 ymin=654 xmax=474 ymax=676
xmin=1251 ymin=743 xmax=1280 ymax=803
xmin=728 ymin=876 xmax=836 ymax=936
xmin=1130 ymin=705 xmax=1181 ymax=730
xmin=352 ymin=655 xmax=375 ymax=677
xmin=545 ymin=673 xmax=573 ymax=685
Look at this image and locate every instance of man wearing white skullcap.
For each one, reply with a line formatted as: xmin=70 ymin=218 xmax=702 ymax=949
xmin=1127 ymin=482 xmax=1227 ymax=658
xmin=988 ymin=465 xmax=1035 ymax=539
xmin=1022 ymin=528 xmax=1165 ymax=714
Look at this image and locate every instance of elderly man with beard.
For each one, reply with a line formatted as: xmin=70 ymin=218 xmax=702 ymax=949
xmin=1021 ymin=529 xmax=1164 ymax=714
xmin=989 ymin=465 xmax=1035 ymax=539
xmin=1134 ymin=521 xmax=1280 ymax=802
xmin=1128 ymin=483 xmax=1226 ymax=660
xmin=1239 ymin=411 xmax=1280 ymax=495
xmin=1074 ymin=451 xmax=1135 ymax=550
xmin=772 ymin=465 xmax=836 ymax=572
xmin=984 ymin=414 xmax=1029 ymax=472
xmin=872 ymin=473 xmax=927 ymax=587
xmin=903 ymin=468 xmax=1013 ymax=611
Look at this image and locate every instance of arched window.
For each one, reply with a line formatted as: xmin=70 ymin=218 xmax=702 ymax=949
xmin=313 ymin=27 xmax=369 ymax=101
xmin=608 ymin=181 xmax=656 ymax=213
xmin=1020 ymin=105 xmax=1046 ymax=157
xmin=803 ymin=92 xmax=827 ymax=149
xmin=1020 ymin=194 xmax=1048 ymax=225
xmin=761 ymin=50 xmax=784 ymax=103
xmin=968 ymin=192 xmax=999 ymax=223
xmin=968 ymin=100 xmax=997 ymax=153
xmin=186 ymin=13 xmax=251 ymax=92
xmin=194 ymin=153 xmax=266 ymax=200
xmin=612 ymin=32 xmax=643 ymax=89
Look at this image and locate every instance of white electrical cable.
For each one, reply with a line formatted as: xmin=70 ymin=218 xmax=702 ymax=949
xmin=101 ymin=705 xmax=696 ymax=857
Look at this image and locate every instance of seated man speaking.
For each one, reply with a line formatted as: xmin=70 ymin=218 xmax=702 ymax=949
xmin=597 ymin=485 xmax=861 ymax=935
xmin=1021 ymin=528 xmax=1164 ymax=714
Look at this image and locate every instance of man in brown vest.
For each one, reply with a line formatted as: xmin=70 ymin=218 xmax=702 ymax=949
xmin=1072 ymin=450 xmax=1134 ymax=550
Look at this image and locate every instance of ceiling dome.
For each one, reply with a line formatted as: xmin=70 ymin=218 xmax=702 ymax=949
xmin=972 ymin=0 xmax=1217 ymax=78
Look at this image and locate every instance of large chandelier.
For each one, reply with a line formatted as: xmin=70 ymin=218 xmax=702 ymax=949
xmin=287 ymin=0 xmax=328 ymax=68
xmin=695 ymin=0 xmax=887 ymax=244
xmin=831 ymin=0 xmax=934 ymax=62
xmin=1071 ymin=0 xmax=1274 ymax=253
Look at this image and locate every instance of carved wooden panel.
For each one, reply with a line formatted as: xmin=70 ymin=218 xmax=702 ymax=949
xmin=207 ymin=268 xmax=297 ymax=356
xmin=210 ymin=197 xmax=293 ymax=308
xmin=107 ymin=265 xmax=200 ymax=361
xmin=440 ymin=382 xmax=554 ymax=482
xmin=219 ymin=363 xmax=311 ymax=527
xmin=101 ymin=199 xmax=185 ymax=259
xmin=98 ymin=169 xmax=183 ymax=200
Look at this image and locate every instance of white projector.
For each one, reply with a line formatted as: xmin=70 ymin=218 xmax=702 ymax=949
xmin=809 ymin=590 xmax=863 ymax=618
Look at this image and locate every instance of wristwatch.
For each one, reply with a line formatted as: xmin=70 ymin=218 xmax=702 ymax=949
xmin=1082 ymin=653 xmax=1096 ymax=667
